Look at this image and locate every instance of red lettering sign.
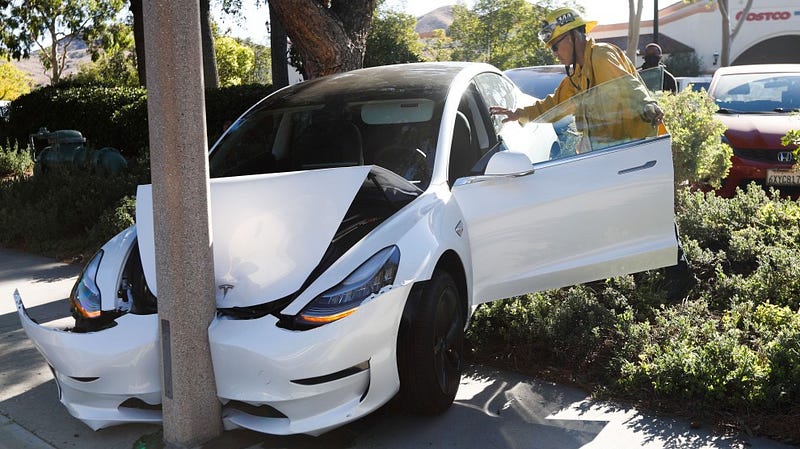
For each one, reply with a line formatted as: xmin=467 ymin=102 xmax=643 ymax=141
xmin=735 ymin=11 xmax=792 ymax=21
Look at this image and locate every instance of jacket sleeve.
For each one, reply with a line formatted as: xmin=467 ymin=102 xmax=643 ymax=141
xmin=516 ymin=76 xmax=578 ymax=125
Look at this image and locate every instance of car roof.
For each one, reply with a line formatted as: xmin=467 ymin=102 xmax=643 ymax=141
xmin=504 ymin=65 xmax=565 ymax=75
xmin=274 ymin=62 xmax=499 ymax=103
xmin=713 ymin=64 xmax=800 ymax=76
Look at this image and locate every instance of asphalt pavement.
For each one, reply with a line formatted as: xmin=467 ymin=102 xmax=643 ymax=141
xmin=1 ymin=246 xmax=797 ymax=449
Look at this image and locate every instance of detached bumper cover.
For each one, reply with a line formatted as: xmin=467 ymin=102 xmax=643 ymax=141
xmin=13 ymin=289 xmax=162 ymax=430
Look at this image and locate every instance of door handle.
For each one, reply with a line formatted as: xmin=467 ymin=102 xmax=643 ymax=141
xmin=618 ymin=160 xmax=656 ymax=175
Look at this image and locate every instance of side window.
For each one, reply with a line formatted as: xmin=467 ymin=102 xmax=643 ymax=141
xmin=474 ymin=73 xmax=516 ymax=137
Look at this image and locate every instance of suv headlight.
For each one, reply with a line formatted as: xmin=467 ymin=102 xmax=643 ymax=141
xmin=70 ymin=250 xmax=103 ymax=318
xmin=297 ymin=246 xmax=400 ymax=327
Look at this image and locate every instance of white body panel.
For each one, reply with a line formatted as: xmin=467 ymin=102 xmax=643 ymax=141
xmin=136 ymin=166 xmax=371 ymax=306
xmin=453 ymin=136 xmax=676 ymax=303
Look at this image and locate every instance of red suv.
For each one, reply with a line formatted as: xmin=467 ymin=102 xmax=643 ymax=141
xmin=708 ymin=64 xmax=800 ymax=197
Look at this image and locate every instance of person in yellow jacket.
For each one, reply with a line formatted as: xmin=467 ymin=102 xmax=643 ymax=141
xmin=491 ymin=7 xmax=665 ymax=151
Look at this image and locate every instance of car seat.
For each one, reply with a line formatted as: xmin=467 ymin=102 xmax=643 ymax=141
xmin=448 ymin=111 xmax=480 ymax=186
xmin=294 ymin=120 xmax=364 ymax=169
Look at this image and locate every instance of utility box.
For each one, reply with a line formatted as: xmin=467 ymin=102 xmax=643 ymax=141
xmin=29 ymin=127 xmax=128 ymax=176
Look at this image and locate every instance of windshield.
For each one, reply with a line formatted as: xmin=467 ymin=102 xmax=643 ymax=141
xmin=712 ymin=72 xmax=800 ymax=113
xmin=501 ymin=67 xmax=662 ymax=161
xmin=209 ymin=85 xmax=445 ymax=190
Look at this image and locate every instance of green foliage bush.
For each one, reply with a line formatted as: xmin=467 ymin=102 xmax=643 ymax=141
xmin=3 ymin=83 xmax=275 ymax=160
xmin=0 ymin=139 xmax=32 ymax=177
xmin=658 ymin=88 xmax=732 ymax=191
xmin=5 ymin=84 xmax=147 ymax=158
xmin=0 ymin=166 xmax=146 ymax=257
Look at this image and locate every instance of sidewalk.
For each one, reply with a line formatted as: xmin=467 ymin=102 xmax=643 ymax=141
xmin=2 ymin=247 xmax=798 ymax=449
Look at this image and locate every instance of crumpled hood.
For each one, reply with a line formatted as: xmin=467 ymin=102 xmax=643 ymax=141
xmin=717 ymin=113 xmax=794 ymax=149
xmin=136 ymin=166 xmax=373 ymax=308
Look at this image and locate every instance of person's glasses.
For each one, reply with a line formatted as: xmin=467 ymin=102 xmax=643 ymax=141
xmin=550 ymin=34 xmax=568 ymax=52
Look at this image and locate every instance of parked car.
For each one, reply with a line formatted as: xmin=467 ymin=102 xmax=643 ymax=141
xmin=504 ymin=65 xmax=566 ymax=99
xmin=708 ymin=64 xmax=800 ymax=197
xmin=14 ymin=62 xmax=678 ymax=436
xmin=675 ymin=75 xmax=712 ymax=92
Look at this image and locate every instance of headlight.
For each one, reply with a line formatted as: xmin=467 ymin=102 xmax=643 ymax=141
xmin=297 ymin=246 xmax=400 ymax=327
xmin=70 ymin=250 xmax=103 ymax=318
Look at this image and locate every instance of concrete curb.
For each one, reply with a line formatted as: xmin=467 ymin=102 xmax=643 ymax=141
xmin=0 ymin=414 xmax=56 ymax=449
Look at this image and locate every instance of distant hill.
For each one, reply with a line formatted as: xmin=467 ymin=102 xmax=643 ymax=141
xmin=415 ymin=5 xmax=454 ymax=38
xmin=10 ymin=38 xmax=91 ymax=87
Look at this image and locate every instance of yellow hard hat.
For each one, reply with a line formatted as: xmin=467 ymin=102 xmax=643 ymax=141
xmin=538 ymin=8 xmax=597 ymax=46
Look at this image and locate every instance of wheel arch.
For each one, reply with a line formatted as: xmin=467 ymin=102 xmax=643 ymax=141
xmin=400 ymin=249 xmax=469 ymax=328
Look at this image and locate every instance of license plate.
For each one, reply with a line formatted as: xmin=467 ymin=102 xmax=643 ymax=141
xmin=766 ymin=169 xmax=800 ymax=186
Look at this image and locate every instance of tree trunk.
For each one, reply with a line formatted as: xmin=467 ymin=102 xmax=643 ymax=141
xmin=717 ymin=0 xmax=752 ymax=67
xmin=269 ymin=1 xmax=289 ymax=88
xmin=626 ymin=0 xmax=644 ymax=63
xmin=130 ymin=0 xmax=146 ymax=87
xmin=268 ymin=0 xmax=376 ymax=79
xmin=49 ymin=24 xmax=59 ymax=83
xmin=199 ymin=0 xmax=219 ymax=88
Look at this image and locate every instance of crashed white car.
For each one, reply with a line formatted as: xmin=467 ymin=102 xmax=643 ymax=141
xmin=15 ymin=62 xmax=678 ymax=436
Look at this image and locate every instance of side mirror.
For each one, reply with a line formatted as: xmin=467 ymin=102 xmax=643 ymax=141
xmin=485 ymin=151 xmax=533 ymax=176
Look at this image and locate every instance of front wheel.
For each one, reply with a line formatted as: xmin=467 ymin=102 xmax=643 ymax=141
xmin=397 ymin=270 xmax=465 ymax=414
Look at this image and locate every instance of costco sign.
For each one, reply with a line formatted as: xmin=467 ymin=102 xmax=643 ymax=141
xmin=735 ymin=10 xmax=795 ymax=21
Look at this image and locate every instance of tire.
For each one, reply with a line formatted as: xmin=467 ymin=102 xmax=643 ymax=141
xmin=397 ymin=270 xmax=465 ymax=414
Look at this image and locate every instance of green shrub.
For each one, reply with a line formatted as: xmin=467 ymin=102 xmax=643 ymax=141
xmin=6 ymin=85 xmax=147 ymax=158
xmin=0 ymin=165 xmax=145 ymax=257
xmin=616 ymin=300 xmax=800 ymax=409
xmin=658 ymin=88 xmax=732 ymax=191
xmin=0 ymin=140 xmax=32 ymax=177
xmin=4 ymin=83 xmax=275 ymax=160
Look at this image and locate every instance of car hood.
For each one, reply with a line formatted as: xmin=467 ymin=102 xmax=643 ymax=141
xmin=136 ymin=165 xmax=378 ymax=308
xmin=717 ymin=113 xmax=794 ymax=149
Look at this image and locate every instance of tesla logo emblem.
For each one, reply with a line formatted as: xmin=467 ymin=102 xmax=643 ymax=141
xmin=218 ymin=284 xmax=234 ymax=299
xmin=778 ymin=151 xmax=794 ymax=162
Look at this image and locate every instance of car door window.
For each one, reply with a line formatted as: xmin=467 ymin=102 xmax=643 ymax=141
xmin=474 ymin=73 xmax=517 ymax=137
xmin=504 ymin=68 xmax=662 ymax=163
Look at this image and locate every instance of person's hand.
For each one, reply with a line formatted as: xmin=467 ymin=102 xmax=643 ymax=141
xmin=489 ymin=106 xmax=521 ymax=123
xmin=642 ymin=102 xmax=664 ymax=126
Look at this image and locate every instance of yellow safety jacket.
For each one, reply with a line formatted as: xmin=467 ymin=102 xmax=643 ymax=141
xmin=516 ymin=38 xmax=659 ymax=148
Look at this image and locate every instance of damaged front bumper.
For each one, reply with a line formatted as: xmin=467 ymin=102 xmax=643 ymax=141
xmin=13 ymin=281 xmax=411 ymax=435
xmin=14 ymin=289 xmax=162 ymax=430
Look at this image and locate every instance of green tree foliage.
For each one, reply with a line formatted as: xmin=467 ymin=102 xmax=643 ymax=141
xmin=0 ymin=0 xmax=125 ymax=84
xmin=0 ymin=60 xmax=32 ymax=100
xmin=422 ymin=29 xmax=453 ymax=62
xmin=0 ymin=139 xmax=32 ymax=177
xmin=74 ymin=23 xmax=139 ymax=87
xmin=448 ymin=0 xmax=555 ymax=70
xmin=244 ymin=40 xmax=271 ymax=85
xmin=215 ymin=35 xmax=255 ymax=87
xmin=657 ymin=88 xmax=732 ymax=191
xmin=664 ymin=51 xmax=701 ymax=77
xmin=364 ymin=6 xmax=422 ymax=67
xmin=782 ymin=128 xmax=800 ymax=161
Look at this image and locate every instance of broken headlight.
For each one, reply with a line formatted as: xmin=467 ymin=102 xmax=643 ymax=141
xmin=70 ymin=250 xmax=103 ymax=319
xmin=297 ymin=246 xmax=400 ymax=327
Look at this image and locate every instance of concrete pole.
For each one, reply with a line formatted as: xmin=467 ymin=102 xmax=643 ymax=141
xmin=142 ymin=1 xmax=222 ymax=447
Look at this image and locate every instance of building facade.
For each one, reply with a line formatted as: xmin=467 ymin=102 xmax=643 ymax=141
xmin=591 ymin=0 xmax=800 ymax=74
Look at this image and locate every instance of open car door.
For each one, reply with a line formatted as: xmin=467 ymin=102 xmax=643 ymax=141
xmin=452 ymin=69 xmax=678 ymax=304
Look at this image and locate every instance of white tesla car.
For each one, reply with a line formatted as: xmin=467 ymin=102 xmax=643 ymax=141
xmin=15 ymin=62 xmax=678 ymax=436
